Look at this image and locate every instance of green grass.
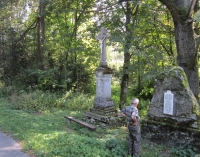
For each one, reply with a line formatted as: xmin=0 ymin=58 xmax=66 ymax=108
xmin=0 ymin=86 xmax=198 ymax=157
xmin=0 ymin=96 xmax=188 ymax=157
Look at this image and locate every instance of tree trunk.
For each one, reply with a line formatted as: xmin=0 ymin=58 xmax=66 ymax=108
xmin=37 ymin=15 xmax=42 ymax=67
xmin=175 ymin=19 xmax=199 ymax=97
xmin=158 ymin=0 xmax=199 ymax=97
xmin=37 ymin=0 xmax=46 ymax=69
xmin=119 ymin=2 xmax=132 ymax=109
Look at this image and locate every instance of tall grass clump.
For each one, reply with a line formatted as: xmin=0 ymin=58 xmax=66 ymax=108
xmin=10 ymin=90 xmax=58 ymax=113
xmin=55 ymin=91 xmax=94 ymax=111
xmin=0 ymin=82 xmax=17 ymax=97
xmin=10 ymin=90 xmax=94 ymax=113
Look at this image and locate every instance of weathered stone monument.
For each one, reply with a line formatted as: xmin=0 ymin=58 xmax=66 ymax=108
xmin=142 ymin=66 xmax=200 ymax=153
xmin=148 ymin=66 xmax=199 ymax=126
xmin=94 ymin=27 xmax=113 ymax=108
xmin=84 ymin=27 xmax=117 ymax=123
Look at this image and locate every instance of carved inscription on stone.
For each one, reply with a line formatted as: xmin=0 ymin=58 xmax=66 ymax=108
xmin=96 ymin=78 xmax=103 ymax=97
xmin=163 ymin=90 xmax=174 ymax=115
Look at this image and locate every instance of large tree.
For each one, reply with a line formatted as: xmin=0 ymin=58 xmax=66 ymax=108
xmin=158 ymin=0 xmax=199 ymax=97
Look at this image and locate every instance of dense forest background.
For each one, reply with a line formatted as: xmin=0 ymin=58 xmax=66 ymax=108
xmin=1 ymin=0 xmax=200 ymax=109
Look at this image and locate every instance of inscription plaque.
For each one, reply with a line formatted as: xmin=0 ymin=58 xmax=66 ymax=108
xmin=163 ymin=90 xmax=174 ymax=115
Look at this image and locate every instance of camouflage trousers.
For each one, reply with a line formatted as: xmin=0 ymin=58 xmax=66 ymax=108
xmin=128 ymin=124 xmax=141 ymax=157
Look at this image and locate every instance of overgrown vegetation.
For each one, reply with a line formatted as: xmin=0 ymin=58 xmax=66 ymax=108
xmin=10 ymin=90 xmax=94 ymax=113
xmin=0 ymin=83 xmax=199 ymax=157
xmin=0 ymin=97 xmax=188 ymax=157
xmin=0 ymin=1 xmax=200 ymax=156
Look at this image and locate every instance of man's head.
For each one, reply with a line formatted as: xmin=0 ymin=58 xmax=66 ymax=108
xmin=131 ymin=98 xmax=139 ymax=107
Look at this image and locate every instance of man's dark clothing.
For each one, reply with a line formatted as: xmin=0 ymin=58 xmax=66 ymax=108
xmin=121 ymin=105 xmax=141 ymax=157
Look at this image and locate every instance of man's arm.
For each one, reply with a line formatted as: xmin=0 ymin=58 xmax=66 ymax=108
xmin=120 ymin=109 xmax=126 ymax=117
xmin=120 ymin=112 xmax=126 ymax=117
xmin=132 ymin=116 xmax=138 ymax=126
xmin=131 ymin=108 xmax=138 ymax=126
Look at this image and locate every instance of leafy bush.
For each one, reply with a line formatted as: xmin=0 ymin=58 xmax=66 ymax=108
xmin=14 ymin=64 xmax=94 ymax=93
xmin=137 ymin=99 xmax=150 ymax=118
xmin=139 ymin=85 xmax=154 ymax=100
xmin=170 ymin=146 xmax=197 ymax=157
xmin=0 ymin=82 xmax=6 ymax=96
xmin=0 ymin=81 xmax=21 ymax=97
xmin=15 ymin=68 xmax=59 ymax=91
xmin=112 ymin=80 xmax=121 ymax=109
xmin=105 ymin=138 xmax=129 ymax=157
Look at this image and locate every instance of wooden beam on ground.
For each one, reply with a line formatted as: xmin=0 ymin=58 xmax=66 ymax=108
xmin=64 ymin=116 xmax=96 ymax=131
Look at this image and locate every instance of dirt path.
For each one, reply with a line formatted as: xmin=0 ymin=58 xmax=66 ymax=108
xmin=0 ymin=131 xmax=29 ymax=157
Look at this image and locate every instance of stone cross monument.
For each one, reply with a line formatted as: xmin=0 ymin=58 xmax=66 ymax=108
xmin=96 ymin=27 xmax=109 ymax=66
xmin=84 ymin=27 xmax=116 ymax=123
xmin=94 ymin=27 xmax=113 ymax=108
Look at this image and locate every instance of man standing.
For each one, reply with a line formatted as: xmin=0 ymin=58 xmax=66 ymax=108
xmin=120 ymin=98 xmax=141 ymax=157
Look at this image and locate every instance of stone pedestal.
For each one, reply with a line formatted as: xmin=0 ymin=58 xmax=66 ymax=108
xmin=94 ymin=66 xmax=113 ymax=108
xmin=84 ymin=106 xmax=117 ymax=123
xmin=84 ymin=66 xmax=118 ymax=123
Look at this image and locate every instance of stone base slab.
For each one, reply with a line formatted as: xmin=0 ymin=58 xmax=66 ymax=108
xmin=141 ymin=120 xmax=200 ymax=154
xmin=83 ymin=106 xmax=118 ymax=123
xmin=94 ymin=97 xmax=114 ymax=108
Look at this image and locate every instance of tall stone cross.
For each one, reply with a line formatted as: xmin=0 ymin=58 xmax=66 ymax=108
xmin=96 ymin=27 xmax=109 ymax=66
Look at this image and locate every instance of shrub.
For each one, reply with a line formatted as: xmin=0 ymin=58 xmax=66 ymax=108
xmin=137 ymin=99 xmax=150 ymax=118
xmin=105 ymin=138 xmax=129 ymax=157
xmin=170 ymin=145 xmax=197 ymax=157
xmin=0 ymin=82 xmax=17 ymax=97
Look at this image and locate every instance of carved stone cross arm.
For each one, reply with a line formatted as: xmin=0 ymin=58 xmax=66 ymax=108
xmin=96 ymin=27 xmax=109 ymax=66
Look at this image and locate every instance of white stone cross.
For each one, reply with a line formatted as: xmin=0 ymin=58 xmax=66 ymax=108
xmin=96 ymin=27 xmax=109 ymax=66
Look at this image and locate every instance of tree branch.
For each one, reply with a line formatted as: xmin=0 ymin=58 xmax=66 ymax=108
xmin=131 ymin=4 xmax=139 ymax=17
xmin=78 ymin=0 xmax=133 ymax=13
xmin=159 ymin=39 xmax=171 ymax=56
xmin=195 ymin=35 xmax=200 ymax=49
xmin=15 ymin=17 xmax=39 ymax=45
xmin=188 ymin=0 xmax=197 ymax=18
xmin=92 ymin=1 xmax=119 ymax=13
xmin=158 ymin=0 xmax=180 ymax=21
xmin=120 ymin=2 xmax=126 ymax=14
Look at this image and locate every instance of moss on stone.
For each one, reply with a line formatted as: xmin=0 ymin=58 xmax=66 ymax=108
xmin=150 ymin=66 xmax=200 ymax=128
xmin=156 ymin=66 xmax=189 ymax=88
xmin=95 ymin=66 xmax=112 ymax=74
xmin=141 ymin=119 xmax=200 ymax=133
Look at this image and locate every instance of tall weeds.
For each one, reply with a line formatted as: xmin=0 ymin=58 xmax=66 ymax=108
xmin=10 ymin=90 xmax=94 ymax=113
